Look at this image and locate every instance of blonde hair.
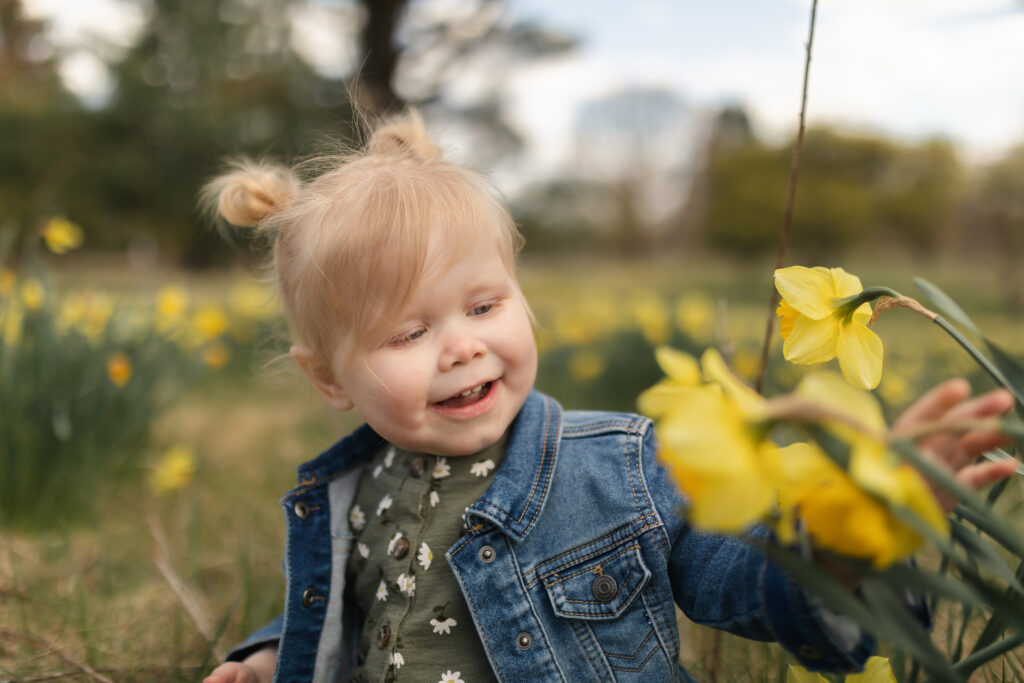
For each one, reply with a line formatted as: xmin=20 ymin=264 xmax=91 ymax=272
xmin=203 ymin=112 xmax=524 ymax=367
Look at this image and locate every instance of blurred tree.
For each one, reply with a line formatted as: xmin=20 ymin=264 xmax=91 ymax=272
xmin=963 ymin=144 xmax=1024 ymax=310
xmin=702 ymin=126 xmax=961 ymax=257
xmin=567 ymin=86 xmax=696 ymax=254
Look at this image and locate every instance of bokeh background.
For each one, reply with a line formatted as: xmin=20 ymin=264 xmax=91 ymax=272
xmin=2 ymin=0 xmax=1023 ymax=679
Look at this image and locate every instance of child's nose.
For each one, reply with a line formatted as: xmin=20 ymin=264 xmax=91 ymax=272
xmin=438 ymin=332 xmax=486 ymax=370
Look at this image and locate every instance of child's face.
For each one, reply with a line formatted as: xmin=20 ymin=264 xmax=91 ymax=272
xmin=329 ymin=236 xmax=537 ymax=456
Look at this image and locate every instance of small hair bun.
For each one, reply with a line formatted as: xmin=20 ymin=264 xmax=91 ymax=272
xmin=367 ymin=110 xmax=442 ymax=161
xmin=213 ymin=163 xmax=298 ymax=226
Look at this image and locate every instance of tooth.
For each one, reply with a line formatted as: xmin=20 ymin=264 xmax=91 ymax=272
xmin=461 ymin=390 xmax=472 ymax=397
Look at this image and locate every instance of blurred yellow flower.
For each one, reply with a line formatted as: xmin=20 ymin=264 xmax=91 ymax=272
xmin=40 ymin=216 xmax=84 ymax=254
xmin=568 ymin=349 xmax=605 ymax=381
xmin=0 ymin=268 xmax=14 ymax=296
xmin=788 ymin=657 xmax=895 ymax=683
xmin=637 ymin=346 xmax=702 ymax=419
xmin=106 ymin=353 xmax=132 ymax=387
xmin=58 ymin=293 xmax=114 ymax=342
xmin=229 ymin=280 xmax=275 ymax=318
xmin=157 ymin=285 xmax=189 ymax=320
xmin=2 ymin=306 xmax=23 ymax=347
xmin=675 ymin=293 xmax=713 ymax=339
xmin=151 ymin=446 xmax=196 ymax=493
xmin=192 ymin=305 xmax=228 ymax=342
xmin=634 ymin=295 xmax=671 ymax=345
xmin=20 ymin=279 xmax=45 ymax=311
xmin=731 ymin=346 xmax=761 ymax=381
xmin=202 ymin=341 xmax=231 ymax=369
xmin=774 ymin=266 xmax=883 ymax=390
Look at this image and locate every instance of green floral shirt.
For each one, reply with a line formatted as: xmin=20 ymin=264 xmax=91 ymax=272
xmin=346 ymin=435 xmax=507 ymax=683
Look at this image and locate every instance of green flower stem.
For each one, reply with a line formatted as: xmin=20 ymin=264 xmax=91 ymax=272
xmin=951 ymin=632 xmax=1024 ymax=677
xmin=833 ymin=286 xmax=902 ymax=311
xmin=932 ymin=315 xmax=1021 ymax=404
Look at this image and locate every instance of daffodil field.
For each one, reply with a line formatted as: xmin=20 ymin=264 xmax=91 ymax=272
xmin=2 ymin=220 xmax=1024 ymax=680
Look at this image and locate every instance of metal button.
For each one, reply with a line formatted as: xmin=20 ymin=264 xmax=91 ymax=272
xmin=592 ymin=575 xmax=618 ymax=603
xmin=516 ymin=631 xmax=533 ymax=650
xmin=478 ymin=545 xmax=496 ymax=563
xmin=377 ymin=623 xmax=391 ymax=648
xmin=293 ymin=501 xmax=310 ymax=520
xmin=393 ymin=537 xmax=410 ymax=559
xmin=409 ymin=457 xmax=427 ymax=478
xmin=301 ymin=587 xmax=316 ymax=608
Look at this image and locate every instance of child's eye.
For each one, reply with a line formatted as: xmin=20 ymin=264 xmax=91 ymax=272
xmin=469 ymin=302 xmax=494 ymax=316
xmin=390 ymin=328 xmax=425 ymax=346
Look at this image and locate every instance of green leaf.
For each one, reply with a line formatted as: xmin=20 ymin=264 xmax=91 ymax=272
xmin=985 ymin=340 xmax=1024 ymax=413
xmin=879 ymin=562 xmax=984 ymax=607
xmin=914 ymin=278 xmax=980 ymax=335
xmin=932 ymin=317 xmax=1016 ymax=401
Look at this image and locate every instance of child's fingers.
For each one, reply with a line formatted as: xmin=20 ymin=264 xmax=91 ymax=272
xmin=892 ymin=378 xmax=970 ymax=435
xmin=954 ymin=458 xmax=1019 ymax=493
xmin=203 ymin=663 xmax=254 ymax=683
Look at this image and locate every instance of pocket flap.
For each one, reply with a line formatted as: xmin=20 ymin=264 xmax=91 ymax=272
xmin=544 ymin=543 xmax=651 ymax=620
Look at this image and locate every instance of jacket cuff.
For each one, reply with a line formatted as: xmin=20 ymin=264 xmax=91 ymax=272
xmin=760 ymin=561 xmax=876 ymax=672
xmin=226 ymin=616 xmax=282 ymax=663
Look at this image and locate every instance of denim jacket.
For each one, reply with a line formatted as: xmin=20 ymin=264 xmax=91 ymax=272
xmin=227 ymin=390 xmax=878 ymax=681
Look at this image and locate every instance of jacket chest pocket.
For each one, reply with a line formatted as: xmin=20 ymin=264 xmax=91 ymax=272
xmin=543 ymin=543 xmax=669 ymax=680
xmin=544 ymin=543 xmax=650 ymax=619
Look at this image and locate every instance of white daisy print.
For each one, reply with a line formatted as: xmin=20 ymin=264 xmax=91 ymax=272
xmin=348 ymin=505 xmax=366 ymax=532
xmin=397 ymin=573 xmax=416 ymax=596
xmin=430 ymin=617 xmax=457 ymax=635
xmin=384 ymin=446 xmax=395 ymax=468
xmin=373 ymin=464 xmax=383 ymax=478
xmin=387 ymin=532 xmax=403 ymax=556
xmin=357 ymin=542 xmax=370 ymax=559
xmin=438 ymin=671 xmax=464 ymax=683
xmin=418 ymin=542 xmax=433 ymax=571
xmin=391 ymin=651 xmax=404 ymax=669
xmin=376 ymin=494 xmax=393 ymax=517
xmin=429 ymin=490 xmax=440 ymax=507
xmin=376 ymin=579 xmax=389 ymax=601
xmin=470 ymin=459 xmax=495 ymax=477
xmin=432 ymin=457 xmax=451 ymax=479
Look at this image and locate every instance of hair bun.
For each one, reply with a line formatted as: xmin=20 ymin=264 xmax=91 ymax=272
xmin=367 ymin=110 xmax=442 ymax=161
xmin=212 ymin=163 xmax=298 ymax=227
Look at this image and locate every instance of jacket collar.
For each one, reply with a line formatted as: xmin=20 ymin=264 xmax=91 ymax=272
xmin=465 ymin=390 xmax=563 ymax=542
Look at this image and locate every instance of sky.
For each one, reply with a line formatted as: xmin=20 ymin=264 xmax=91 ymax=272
xmin=23 ymin=0 xmax=1024 ymax=175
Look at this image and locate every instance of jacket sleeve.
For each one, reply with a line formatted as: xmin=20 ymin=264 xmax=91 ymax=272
xmin=225 ymin=615 xmax=281 ymax=663
xmin=640 ymin=424 xmax=878 ymax=673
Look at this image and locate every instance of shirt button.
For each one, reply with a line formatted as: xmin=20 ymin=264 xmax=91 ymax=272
xmin=301 ymin=587 xmax=316 ymax=607
xmin=377 ymin=623 xmax=391 ymax=648
xmin=409 ymin=457 xmax=427 ymax=478
xmin=478 ymin=545 xmax=496 ymax=563
xmin=293 ymin=501 xmax=310 ymax=520
xmin=516 ymin=631 xmax=533 ymax=650
xmin=393 ymin=537 xmax=410 ymax=559
xmin=592 ymin=575 xmax=618 ymax=603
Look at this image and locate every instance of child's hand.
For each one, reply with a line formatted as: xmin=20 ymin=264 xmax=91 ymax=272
xmin=203 ymin=647 xmax=276 ymax=683
xmin=892 ymin=378 xmax=1017 ymax=512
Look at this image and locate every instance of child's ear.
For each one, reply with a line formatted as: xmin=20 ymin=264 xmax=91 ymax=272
xmin=290 ymin=345 xmax=354 ymax=412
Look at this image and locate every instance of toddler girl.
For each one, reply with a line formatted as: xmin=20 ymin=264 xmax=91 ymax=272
xmin=203 ymin=112 xmax=1014 ymax=683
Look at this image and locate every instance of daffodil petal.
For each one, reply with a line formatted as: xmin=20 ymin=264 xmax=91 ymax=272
xmin=836 ymin=322 xmax=883 ymax=390
xmin=786 ymin=665 xmax=830 ymax=683
xmin=637 ymin=381 xmax=701 ymax=419
xmin=845 ymin=657 xmax=898 ymax=683
xmin=796 ymin=371 xmax=887 ymax=434
xmin=783 ymin=314 xmax=839 ymax=364
xmin=828 ymin=267 xmax=864 ymax=299
xmin=774 ymin=266 xmax=834 ymax=319
xmin=700 ymin=348 xmax=765 ymax=418
xmin=654 ymin=346 xmax=701 ymax=385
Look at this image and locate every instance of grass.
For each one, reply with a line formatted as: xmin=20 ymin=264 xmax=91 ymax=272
xmin=2 ymin=252 xmax=1022 ymax=680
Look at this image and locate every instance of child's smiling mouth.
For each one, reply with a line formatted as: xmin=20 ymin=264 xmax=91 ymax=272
xmin=434 ymin=381 xmax=493 ymax=410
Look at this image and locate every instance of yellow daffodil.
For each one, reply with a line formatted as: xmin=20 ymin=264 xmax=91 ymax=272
xmin=0 ymin=268 xmax=15 ymax=296
xmin=201 ymin=341 xmax=231 ymax=369
xmin=157 ymin=285 xmax=189 ymax=320
xmin=674 ymin=293 xmax=713 ymax=339
xmin=634 ymin=294 xmax=672 ymax=346
xmin=2 ymin=306 xmax=23 ymax=347
xmin=637 ymin=346 xmax=702 ymax=419
xmin=106 ymin=353 xmax=132 ymax=387
xmin=788 ymin=657 xmax=896 ymax=683
xmin=151 ymin=445 xmax=196 ymax=493
xmin=568 ymin=349 xmax=605 ymax=381
xmin=192 ymin=305 xmax=228 ymax=343
xmin=40 ymin=216 xmax=84 ymax=254
xmin=774 ymin=266 xmax=883 ymax=390
xmin=20 ymin=279 xmax=45 ymax=311
xmin=793 ymin=372 xmax=948 ymax=567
